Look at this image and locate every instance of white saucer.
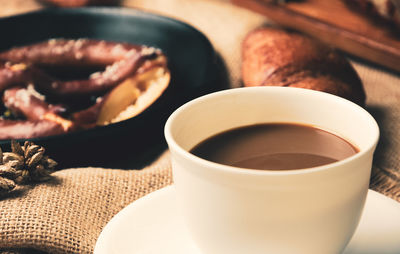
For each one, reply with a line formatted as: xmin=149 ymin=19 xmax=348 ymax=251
xmin=94 ymin=186 xmax=400 ymax=254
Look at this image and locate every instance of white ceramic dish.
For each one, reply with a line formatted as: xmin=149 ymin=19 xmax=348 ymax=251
xmin=94 ymin=186 xmax=400 ymax=254
xmin=164 ymin=87 xmax=379 ymax=253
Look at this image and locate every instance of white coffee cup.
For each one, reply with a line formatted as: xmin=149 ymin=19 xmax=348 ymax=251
xmin=164 ymin=87 xmax=379 ymax=254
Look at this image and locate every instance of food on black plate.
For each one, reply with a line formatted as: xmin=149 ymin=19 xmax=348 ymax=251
xmin=0 ymin=39 xmax=170 ymax=139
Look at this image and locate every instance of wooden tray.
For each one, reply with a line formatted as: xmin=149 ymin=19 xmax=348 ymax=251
xmin=231 ymin=0 xmax=400 ymax=73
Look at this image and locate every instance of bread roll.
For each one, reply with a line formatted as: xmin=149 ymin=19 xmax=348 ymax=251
xmin=242 ymin=27 xmax=366 ymax=106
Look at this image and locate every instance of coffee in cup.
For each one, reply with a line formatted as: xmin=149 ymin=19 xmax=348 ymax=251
xmin=165 ymin=87 xmax=379 ymax=254
xmin=190 ymin=123 xmax=359 ymax=170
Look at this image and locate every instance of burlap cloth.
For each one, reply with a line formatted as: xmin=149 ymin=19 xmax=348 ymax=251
xmin=0 ymin=0 xmax=399 ymax=253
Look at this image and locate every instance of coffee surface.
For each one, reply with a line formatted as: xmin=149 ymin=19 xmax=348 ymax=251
xmin=190 ymin=123 xmax=358 ymax=170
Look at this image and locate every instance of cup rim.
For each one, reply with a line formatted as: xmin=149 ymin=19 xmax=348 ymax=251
xmin=164 ymin=87 xmax=380 ymax=176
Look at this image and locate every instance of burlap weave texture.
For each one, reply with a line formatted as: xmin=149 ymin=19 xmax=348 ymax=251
xmin=0 ymin=152 xmax=172 ymax=254
xmin=0 ymin=0 xmax=399 ymax=253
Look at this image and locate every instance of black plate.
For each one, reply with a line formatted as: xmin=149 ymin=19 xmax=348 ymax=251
xmin=0 ymin=7 xmax=218 ymax=168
